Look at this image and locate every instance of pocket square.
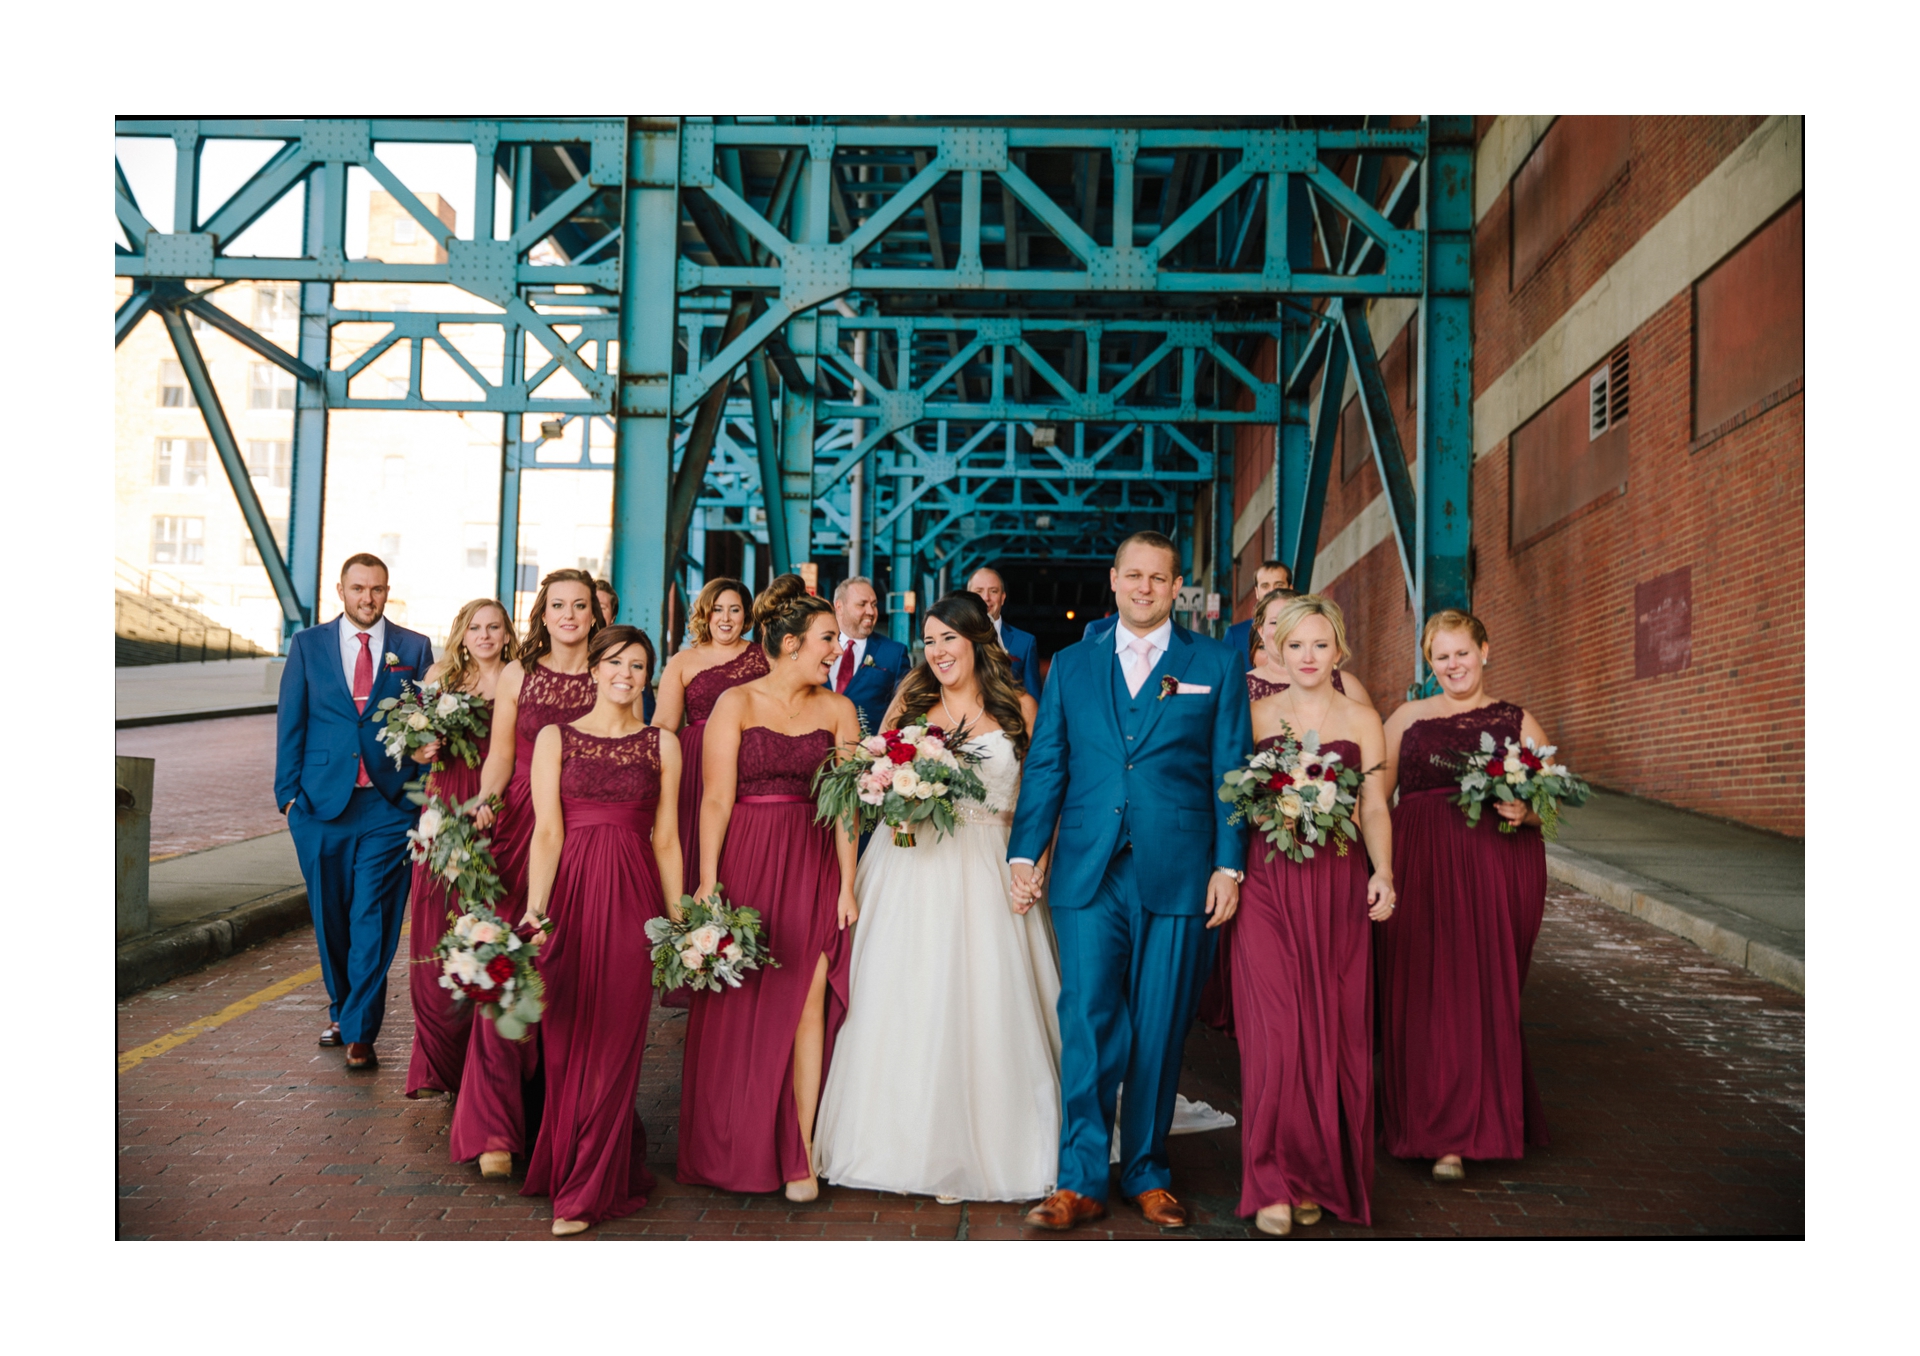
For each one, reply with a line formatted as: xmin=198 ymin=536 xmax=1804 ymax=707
xmin=1175 ymin=682 xmax=1212 ymax=694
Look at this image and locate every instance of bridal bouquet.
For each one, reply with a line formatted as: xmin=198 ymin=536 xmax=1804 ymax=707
xmin=405 ymin=791 xmax=506 ymax=910
xmin=378 ymin=681 xmax=490 ymax=772
xmin=1436 ymin=730 xmax=1591 ymax=839
xmin=435 ymin=902 xmax=545 ymax=1040
xmin=644 ymin=887 xmax=777 ymax=994
xmin=1217 ymin=726 xmax=1371 ymax=863
xmin=813 ymin=715 xmax=989 ymax=847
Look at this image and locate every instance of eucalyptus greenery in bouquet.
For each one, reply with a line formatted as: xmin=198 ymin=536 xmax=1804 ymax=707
xmin=644 ymin=886 xmax=777 ymax=993
xmin=1436 ymin=730 xmax=1592 ymax=840
xmin=377 ymin=681 xmax=490 ymax=772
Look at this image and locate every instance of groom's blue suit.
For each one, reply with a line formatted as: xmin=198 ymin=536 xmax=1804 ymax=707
xmin=1009 ymin=621 xmax=1251 ymax=1201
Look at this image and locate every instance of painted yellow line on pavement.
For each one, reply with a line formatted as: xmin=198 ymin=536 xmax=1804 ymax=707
xmin=117 ymin=965 xmax=322 ymax=1074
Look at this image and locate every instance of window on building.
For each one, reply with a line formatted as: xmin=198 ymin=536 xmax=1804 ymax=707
xmin=248 ymin=362 xmax=297 ymax=411
xmin=154 ymin=438 xmax=210 ymax=488
xmin=1510 ymin=350 xmax=1629 ymax=549
xmin=242 ymin=519 xmax=289 ymax=567
xmin=1510 ymin=117 xmax=1630 ymax=289
xmin=158 ymin=360 xmax=197 ymax=408
xmin=515 ymin=553 xmax=541 ymax=594
xmin=1693 ymin=197 xmax=1804 ymax=438
xmin=246 ymin=440 xmax=292 ymax=489
xmin=379 ymin=533 xmax=402 ymax=567
xmin=393 ymin=216 xmax=419 ymax=244
xmin=151 ymin=515 xmax=205 ymax=565
xmin=251 ymin=283 xmax=300 ymax=334
xmin=464 ymin=524 xmax=491 ymax=570
xmin=577 ymin=556 xmax=601 ymax=575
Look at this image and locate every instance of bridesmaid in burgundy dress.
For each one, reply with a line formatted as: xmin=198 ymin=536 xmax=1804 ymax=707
xmin=652 ymin=578 xmax=765 ymax=1011
xmin=1232 ymin=597 xmax=1395 ymax=1236
xmin=1203 ymin=587 xmax=1370 ymax=1040
xmin=451 ymin=569 xmax=603 ymax=1178
xmin=403 ymin=597 xmax=518 ymax=1100
xmin=519 ymin=626 xmax=682 ymax=1235
xmin=677 ymin=574 xmax=860 ymax=1202
xmin=1376 ymin=608 xmax=1555 ymax=1182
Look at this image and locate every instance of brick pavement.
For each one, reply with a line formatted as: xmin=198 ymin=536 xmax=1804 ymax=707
xmin=117 ymin=714 xmax=286 ymax=858
xmin=116 ymin=882 xmax=1803 ymax=1240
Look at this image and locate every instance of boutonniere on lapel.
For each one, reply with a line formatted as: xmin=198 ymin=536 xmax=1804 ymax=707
xmin=1158 ymin=675 xmax=1180 ymax=701
xmin=862 ymin=655 xmax=875 ymax=669
xmin=384 ymin=651 xmax=410 ymax=672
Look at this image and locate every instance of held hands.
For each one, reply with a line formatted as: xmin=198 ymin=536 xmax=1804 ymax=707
xmin=1366 ymin=871 xmax=1397 ymax=923
xmin=837 ymin=888 xmax=859 ymax=930
xmin=1009 ymin=862 xmax=1044 ymax=915
xmin=1204 ymin=870 xmax=1240 ymax=928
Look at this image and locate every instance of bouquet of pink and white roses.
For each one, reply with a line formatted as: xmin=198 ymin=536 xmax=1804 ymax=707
xmin=813 ymin=715 xmax=990 ymax=847
xmin=644 ymin=887 xmax=777 ymax=994
xmin=378 ymin=681 xmax=490 ymax=772
xmin=435 ymin=902 xmax=545 ymax=1040
xmin=1436 ymin=730 xmax=1591 ymax=839
xmin=1217 ymin=726 xmax=1373 ymax=863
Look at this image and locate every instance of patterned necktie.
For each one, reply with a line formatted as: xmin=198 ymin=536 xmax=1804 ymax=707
xmin=1124 ymin=636 xmax=1155 ymax=698
xmin=834 ymin=643 xmax=855 ymax=694
xmin=353 ymin=631 xmax=374 ymax=787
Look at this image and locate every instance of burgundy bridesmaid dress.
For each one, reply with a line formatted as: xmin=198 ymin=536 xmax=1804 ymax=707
xmin=1197 ymin=669 xmax=1350 ymax=1040
xmin=676 ymin=727 xmax=850 ymax=1194
xmin=1233 ymin=736 xmax=1376 ymax=1225
xmin=1375 ymin=700 xmax=1550 ymax=1162
xmin=448 ymin=663 xmax=596 ymax=1165
xmin=661 ymin=647 xmax=769 ymax=1012
xmin=520 ymin=725 xmax=668 ymax=1224
xmin=403 ymin=702 xmax=489 ymax=1098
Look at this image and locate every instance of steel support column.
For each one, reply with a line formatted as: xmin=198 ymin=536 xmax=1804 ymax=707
xmin=1415 ymin=116 xmax=1476 ymax=685
xmin=612 ymin=118 xmax=680 ymax=647
xmin=1275 ymin=315 xmax=1312 ymax=568
xmin=780 ymin=315 xmax=818 ymax=577
xmin=746 ymin=349 xmax=791 ymax=573
xmin=159 ymin=307 xmax=303 ymax=630
xmin=1289 ymin=305 xmax=1348 ymax=592
xmin=287 ymin=162 xmax=340 ymax=636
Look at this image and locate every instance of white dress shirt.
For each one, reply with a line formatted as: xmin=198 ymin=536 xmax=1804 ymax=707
xmin=338 ymin=615 xmax=388 ymax=698
xmin=1115 ymin=616 xmax=1173 ymax=697
xmin=991 ymin=615 xmax=1004 ymax=644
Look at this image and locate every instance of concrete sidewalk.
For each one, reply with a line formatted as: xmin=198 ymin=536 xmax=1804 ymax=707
xmin=116 ymin=657 xmax=282 ymax=727
xmin=1546 ymin=789 xmax=1804 ymax=992
xmin=117 ymin=830 xmax=309 ymax=997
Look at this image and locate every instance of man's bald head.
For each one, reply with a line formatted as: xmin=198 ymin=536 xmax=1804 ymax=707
xmin=967 ymin=567 xmax=1007 ymax=621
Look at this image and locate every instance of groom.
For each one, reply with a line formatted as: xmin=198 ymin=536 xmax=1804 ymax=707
xmin=1009 ymin=531 xmax=1250 ymax=1229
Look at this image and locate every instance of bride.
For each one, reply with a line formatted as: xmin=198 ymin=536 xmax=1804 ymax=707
xmin=813 ymin=591 xmax=1062 ymax=1204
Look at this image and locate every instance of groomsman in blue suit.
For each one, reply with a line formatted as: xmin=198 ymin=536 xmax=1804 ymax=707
xmin=274 ymin=553 xmax=435 ymax=1070
xmin=1010 ymin=531 xmax=1250 ymax=1231
xmin=831 ymin=576 xmax=911 ymax=736
xmin=967 ymin=566 xmax=1042 ymax=694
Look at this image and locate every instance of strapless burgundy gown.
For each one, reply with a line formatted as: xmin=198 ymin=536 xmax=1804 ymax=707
xmin=1233 ymin=736 xmax=1375 ymax=1225
xmin=520 ymin=725 xmax=667 ymax=1224
xmin=676 ymin=727 xmax=850 ymax=1193
xmin=1198 ymin=669 xmax=1350 ymax=1040
xmin=1376 ymin=700 xmax=1550 ymax=1161
xmin=449 ymin=663 xmax=596 ymax=1165
xmin=662 ymin=646 xmax=769 ymax=1013
xmin=404 ymin=703 xmax=489 ymax=1099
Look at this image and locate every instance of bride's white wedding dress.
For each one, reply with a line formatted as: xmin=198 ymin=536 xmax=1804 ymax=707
xmin=813 ymin=729 xmax=1062 ymax=1202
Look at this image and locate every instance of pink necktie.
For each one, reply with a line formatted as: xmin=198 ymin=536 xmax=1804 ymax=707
xmin=353 ymin=632 xmax=374 ymax=787
xmin=1124 ymin=637 xmax=1154 ymax=697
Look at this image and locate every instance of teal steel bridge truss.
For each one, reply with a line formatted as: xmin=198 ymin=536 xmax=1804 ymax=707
xmin=114 ymin=116 xmax=1473 ymax=672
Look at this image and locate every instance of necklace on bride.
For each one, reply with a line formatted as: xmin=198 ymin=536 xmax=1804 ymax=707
xmin=940 ymin=687 xmax=985 ymax=733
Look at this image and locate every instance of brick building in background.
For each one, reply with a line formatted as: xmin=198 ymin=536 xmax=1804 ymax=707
xmin=1223 ymin=116 xmax=1803 ymax=836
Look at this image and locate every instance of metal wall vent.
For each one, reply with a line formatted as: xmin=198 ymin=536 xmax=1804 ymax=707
xmin=1589 ymin=341 xmax=1631 ymax=440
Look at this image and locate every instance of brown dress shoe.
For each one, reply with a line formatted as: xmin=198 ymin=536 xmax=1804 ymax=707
xmin=345 ymin=1042 xmax=377 ymax=1069
xmin=1024 ymin=1189 xmax=1108 ymax=1231
xmin=318 ymin=1023 xmax=342 ymax=1048
xmin=1132 ymin=1188 xmax=1189 ymax=1228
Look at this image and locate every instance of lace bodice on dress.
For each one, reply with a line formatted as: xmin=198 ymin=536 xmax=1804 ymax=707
xmin=558 ymin=725 xmax=662 ymax=807
xmin=685 ymin=646 xmax=770 ymax=724
xmin=954 ymin=730 xmax=1022 ymax=823
xmin=1397 ymin=700 xmax=1523 ymax=796
xmin=737 ymin=727 xmax=834 ymax=797
xmin=518 ymin=663 xmax=598 ymax=746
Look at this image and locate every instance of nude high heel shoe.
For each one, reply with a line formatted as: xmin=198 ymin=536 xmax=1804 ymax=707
xmin=1433 ymin=1155 xmax=1466 ymax=1181
xmin=1255 ymin=1203 xmax=1293 ymax=1237
xmin=552 ymin=1217 xmax=590 ymax=1237
xmin=479 ymin=1151 xmax=513 ymax=1179
xmin=784 ymin=1175 xmax=820 ymax=1203
xmin=1294 ymin=1202 xmax=1323 ymax=1227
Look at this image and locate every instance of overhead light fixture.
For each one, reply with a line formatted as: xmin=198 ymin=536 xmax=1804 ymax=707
xmin=1032 ymin=425 xmax=1057 ymax=447
xmin=1035 ymin=514 xmax=1053 ymax=530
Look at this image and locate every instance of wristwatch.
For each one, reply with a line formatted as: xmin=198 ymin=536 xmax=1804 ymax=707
xmin=1220 ymin=868 xmax=1245 ymax=884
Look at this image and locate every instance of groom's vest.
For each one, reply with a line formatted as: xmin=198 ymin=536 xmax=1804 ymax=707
xmin=1109 ymin=647 xmax=1169 ymax=856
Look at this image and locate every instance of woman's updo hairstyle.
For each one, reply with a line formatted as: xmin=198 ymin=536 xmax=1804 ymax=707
xmin=754 ymin=573 xmax=836 ymax=660
xmin=1420 ymin=608 xmax=1489 ymax=661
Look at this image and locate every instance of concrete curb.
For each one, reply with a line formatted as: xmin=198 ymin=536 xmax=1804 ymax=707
xmin=116 ymin=703 xmax=278 ymax=729
xmin=116 ymin=885 xmax=310 ymax=998
xmin=1544 ymin=842 xmax=1803 ymax=993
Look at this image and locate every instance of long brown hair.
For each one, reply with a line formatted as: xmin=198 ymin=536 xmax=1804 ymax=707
xmin=520 ymin=568 xmax=604 ymax=670
xmin=689 ymin=576 xmax=752 ymax=644
xmin=754 ymin=572 xmax=835 ymax=660
xmin=439 ymin=598 xmax=519 ymax=695
xmin=892 ymin=591 xmax=1030 ymax=760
